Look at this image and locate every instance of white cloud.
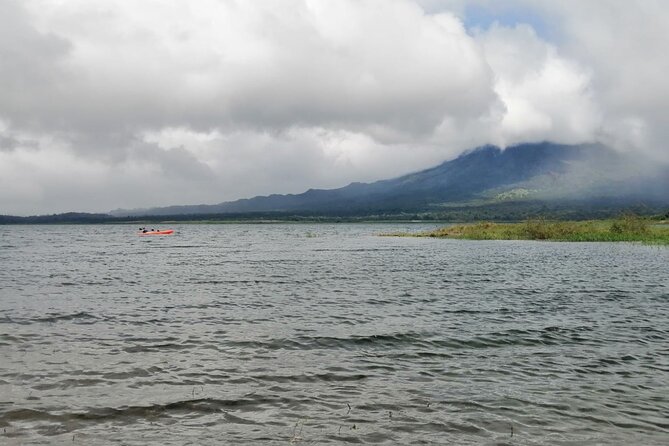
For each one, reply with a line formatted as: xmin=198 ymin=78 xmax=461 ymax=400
xmin=542 ymin=0 xmax=669 ymax=158
xmin=13 ymin=0 xmax=494 ymax=135
xmin=476 ymin=24 xmax=601 ymax=147
xmin=0 ymin=0 xmax=667 ymax=215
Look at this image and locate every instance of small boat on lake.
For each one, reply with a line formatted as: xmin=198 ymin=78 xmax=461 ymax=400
xmin=138 ymin=229 xmax=174 ymax=235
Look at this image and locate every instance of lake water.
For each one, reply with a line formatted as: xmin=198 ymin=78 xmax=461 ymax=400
xmin=1 ymin=224 xmax=667 ymax=445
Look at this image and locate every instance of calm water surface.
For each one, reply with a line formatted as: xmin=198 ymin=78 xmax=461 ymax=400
xmin=0 ymin=224 xmax=667 ymax=445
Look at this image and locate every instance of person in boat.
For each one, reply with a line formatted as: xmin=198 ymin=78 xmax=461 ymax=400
xmin=139 ymin=227 xmax=148 ymax=233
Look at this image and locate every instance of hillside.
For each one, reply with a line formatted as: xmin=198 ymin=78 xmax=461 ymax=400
xmin=110 ymin=142 xmax=669 ymax=217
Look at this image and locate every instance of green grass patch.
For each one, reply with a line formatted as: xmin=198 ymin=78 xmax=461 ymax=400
xmin=388 ymin=215 xmax=669 ymax=244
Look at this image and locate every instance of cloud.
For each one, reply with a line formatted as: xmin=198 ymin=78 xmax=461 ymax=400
xmin=0 ymin=0 xmax=667 ymax=215
xmin=475 ymin=23 xmax=601 ymax=147
xmin=536 ymin=0 xmax=669 ymax=158
xmin=11 ymin=0 xmax=496 ymax=135
xmin=0 ymin=1 xmax=71 ymax=121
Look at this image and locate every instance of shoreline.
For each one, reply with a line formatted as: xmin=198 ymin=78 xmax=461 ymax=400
xmin=384 ymin=217 xmax=669 ymax=244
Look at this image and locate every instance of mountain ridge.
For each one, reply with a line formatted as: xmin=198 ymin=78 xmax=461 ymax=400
xmin=111 ymin=141 xmax=667 ymax=217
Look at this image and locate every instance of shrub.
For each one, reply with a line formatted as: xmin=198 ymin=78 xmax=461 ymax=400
xmin=523 ymin=217 xmax=551 ymax=239
xmin=610 ymin=213 xmax=649 ymax=235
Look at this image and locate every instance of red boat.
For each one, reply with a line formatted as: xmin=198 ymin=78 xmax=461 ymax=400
xmin=138 ymin=229 xmax=174 ymax=235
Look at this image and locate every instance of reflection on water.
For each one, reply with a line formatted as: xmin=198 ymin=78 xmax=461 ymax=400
xmin=1 ymin=224 xmax=668 ymax=445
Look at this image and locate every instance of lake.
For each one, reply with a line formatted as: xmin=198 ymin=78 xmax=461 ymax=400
xmin=1 ymin=224 xmax=667 ymax=445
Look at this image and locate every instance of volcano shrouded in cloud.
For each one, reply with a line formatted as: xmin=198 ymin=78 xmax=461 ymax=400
xmin=108 ymin=142 xmax=669 ymax=218
xmin=1 ymin=0 xmax=668 ymax=216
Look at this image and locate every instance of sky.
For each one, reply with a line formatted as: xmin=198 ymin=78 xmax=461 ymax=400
xmin=1 ymin=0 xmax=668 ymax=216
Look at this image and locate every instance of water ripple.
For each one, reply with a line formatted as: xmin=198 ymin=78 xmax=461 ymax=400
xmin=1 ymin=223 xmax=668 ymax=445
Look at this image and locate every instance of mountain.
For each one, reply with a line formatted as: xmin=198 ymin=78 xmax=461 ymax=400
xmin=111 ymin=142 xmax=669 ymax=218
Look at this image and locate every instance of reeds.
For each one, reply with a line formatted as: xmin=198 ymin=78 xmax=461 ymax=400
xmin=396 ymin=215 xmax=669 ymax=244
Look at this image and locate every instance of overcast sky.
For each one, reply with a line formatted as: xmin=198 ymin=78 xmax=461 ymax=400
xmin=1 ymin=0 xmax=668 ymax=215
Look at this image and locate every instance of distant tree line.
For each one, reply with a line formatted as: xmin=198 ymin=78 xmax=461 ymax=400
xmin=2 ymin=201 xmax=668 ymax=224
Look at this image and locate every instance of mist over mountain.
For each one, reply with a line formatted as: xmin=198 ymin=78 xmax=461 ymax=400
xmin=110 ymin=142 xmax=669 ymax=218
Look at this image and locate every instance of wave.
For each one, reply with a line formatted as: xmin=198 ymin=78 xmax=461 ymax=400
xmin=252 ymin=373 xmax=369 ymax=383
xmin=224 ymin=326 xmax=599 ymax=352
xmin=0 ymin=312 xmax=99 ymax=325
xmin=0 ymin=395 xmax=305 ymax=432
xmin=123 ymin=342 xmax=199 ymax=353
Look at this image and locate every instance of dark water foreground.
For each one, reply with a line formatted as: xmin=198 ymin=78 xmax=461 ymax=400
xmin=0 ymin=224 xmax=667 ymax=445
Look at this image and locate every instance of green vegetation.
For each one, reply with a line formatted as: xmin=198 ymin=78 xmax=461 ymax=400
xmin=2 ymin=201 xmax=668 ymax=224
xmin=389 ymin=214 xmax=669 ymax=244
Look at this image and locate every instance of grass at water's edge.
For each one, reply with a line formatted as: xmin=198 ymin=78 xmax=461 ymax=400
xmin=384 ymin=215 xmax=669 ymax=244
